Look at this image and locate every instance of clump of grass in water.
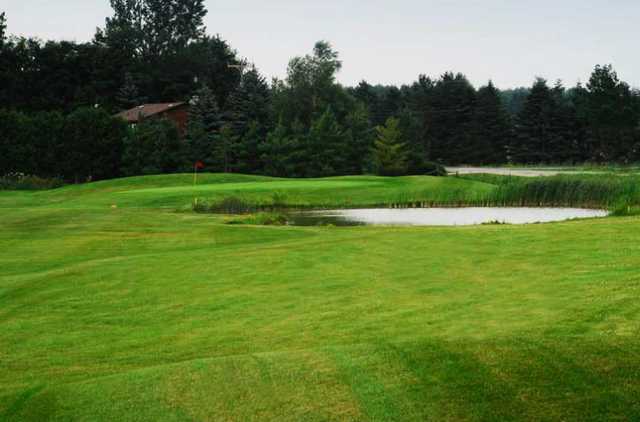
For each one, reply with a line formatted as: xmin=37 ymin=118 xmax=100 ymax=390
xmin=482 ymin=220 xmax=510 ymax=225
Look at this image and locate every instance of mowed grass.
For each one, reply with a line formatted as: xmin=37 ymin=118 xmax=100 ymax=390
xmin=0 ymin=173 xmax=494 ymax=210
xmin=1 ymin=174 xmax=640 ymax=421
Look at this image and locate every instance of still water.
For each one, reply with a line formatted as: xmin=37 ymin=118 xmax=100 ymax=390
xmin=288 ymin=208 xmax=608 ymax=227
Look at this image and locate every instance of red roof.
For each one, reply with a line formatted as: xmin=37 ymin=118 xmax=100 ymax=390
xmin=115 ymin=103 xmax=186 ymax=123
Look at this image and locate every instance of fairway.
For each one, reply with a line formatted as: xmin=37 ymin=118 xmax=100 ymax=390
xmin=1 ymin=175 xmax=639 ymax=421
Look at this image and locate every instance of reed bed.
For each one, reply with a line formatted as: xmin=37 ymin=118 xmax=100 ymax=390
xmin=193 ymin=174 xmax=640 ymax=213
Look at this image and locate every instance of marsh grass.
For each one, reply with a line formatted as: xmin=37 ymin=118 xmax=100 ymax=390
xmin=193 ymin=174 xmax=639 ymax=213
xmin=457 ymin=174 xmax=640 ymax=209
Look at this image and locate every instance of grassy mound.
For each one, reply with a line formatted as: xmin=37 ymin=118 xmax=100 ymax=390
xmin=0 ymin=174 xmax=495 ymax=210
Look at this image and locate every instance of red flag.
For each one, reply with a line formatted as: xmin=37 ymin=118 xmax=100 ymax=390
xmin=195 ymin=161 xmax=205 ymax=170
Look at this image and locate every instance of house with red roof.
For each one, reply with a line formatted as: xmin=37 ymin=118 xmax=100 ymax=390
xmin=115 ymin=103 xmax=189 ymax=135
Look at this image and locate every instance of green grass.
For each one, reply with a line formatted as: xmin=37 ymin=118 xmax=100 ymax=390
xmin=0 ymin=173 xmax=492 ymax=210
xmin=1 ymin=174 xmax=639 ymax=421
xmin=456 ymin=173 xmax=640 ymax=208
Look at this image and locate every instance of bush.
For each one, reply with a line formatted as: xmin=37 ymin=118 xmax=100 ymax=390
xmin=193 ymin=196 xmax=258 ymax=214
xmin=0 ymin=172 xmax=64 ymax=190
xmin=0 ymin=108 xmax=126 ymax=183
xmin=224 ymin=212 xmax=289 ymax=226
xmin=62 ymin=108 xmax=127 ymax=182
xmin=407 ymin=160 xmax=447 ymax=176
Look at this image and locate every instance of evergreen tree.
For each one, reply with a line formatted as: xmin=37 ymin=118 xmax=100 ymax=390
xmin=352 ymin=81 xmax=377 ymax=112
xmin=213 ymin=124 xmax=238 ymax=173
xmin=260 ymin=122 xmax=305 ymax=177
xmin=117 ymin=72 xmax=145 ymax=109
xmin=397 ymin=107 xmax=427 ymax=171
xmin=184 ymin=36 xmax=242 ymax=107
xmin=225 ymin=67 xmax=268 ymax=132
xmin=343 ymin=102 xmax=373 ymax=174
xmin=224 ymin=66 xmax=272 ymax=173
xmin=371 ymin=117 xmax=408 ymax=176
xmin=513 ymin=78 xmax=557 ymax=163
xmin=376 ymin=86 xmax=404 ymax=127
xmin=62 ymin=108 xmax=127 ymax=181
xmin=122 ymin=119 xmax=182 ymax=175
xmin=306 ymin=108 xmax=348 ymax=177
xmin=429 ymin=73 xmax=476 ymax=164
xmin=234 ymin=121 xmax=262 ymax=174
xmin=500 ymin=87 xmax=530 ymax=117
xmin=470 ymin=81 xmax=510 ymax=164
xmin=0 ymin=12 xmax=6 ymax=47
xmin=184 ymin=84 xmax=223 ymax=169
xmin=27 ymin=112 xmax=66 ymax=178
xmin=549 ymin=82 xmax=586 ymax=163
xmin=583 ymin=65 xmax=639 ymax=161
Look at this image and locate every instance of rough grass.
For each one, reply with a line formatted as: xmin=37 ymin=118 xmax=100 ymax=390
xmin=456 ymin=174 xmax=640 ymax=208
xmin=1 ymin=174 xmax=640 ymax=421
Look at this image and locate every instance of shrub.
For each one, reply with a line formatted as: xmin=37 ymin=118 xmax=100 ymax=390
xmin=407 ymin=160 xmax=447 ymax=176
xmin=0 ymin=172 xmax=64 ymax=190
xmin=193 ymin=196 xmax=258 ymax=214
xmin=225 ymin=212 xmax=289 ymax=226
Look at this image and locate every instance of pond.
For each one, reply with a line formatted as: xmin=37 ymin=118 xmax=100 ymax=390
xmin=287 ymin=207 xmax=609 ymax=227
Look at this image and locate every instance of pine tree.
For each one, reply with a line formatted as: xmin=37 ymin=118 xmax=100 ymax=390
xmin=234 ymin=121 xmax=261 ymax=174
xmin=185 ymin=84 xmax=223 ymax=169
xmin=549 ymin=82 xmax=585 ymax=163
xmin=470 ymin=81 xmax=510 ymax=164
xmin=404 ymin=75 xmax=435 ymax=160
xmin=306 ymin=108 xmax=348 ymax=177
xmin=224 ymin=65 xmax=272 ymax=173
xmin=213 ymin=124 xmax=238 ymax=173
xmin=117 ymin=72 xmax=144 ymax=109
xmin=0 ymin=12 xmax=7 ymax=47
xmin=397 ymin=107 xmax=428 ymax=171
xmin=225 ymin=67 xmax=265 ymax=131
xmin=429 ymin=72 xmax=476 ymax=164
xmin=584 ymin=65 xmax=638 ymax=161
xmin=122 ymin=119 xmax=182 ymax=176
xmin=513 ymin=78 xmax=556 ymax=163
xmin=260 ymin=122 xmax=304 ymax=177
xmin=371 ymin=117 xmax=408 ymax=176
xmin=343 ymin=102 xmax=373 ymax=174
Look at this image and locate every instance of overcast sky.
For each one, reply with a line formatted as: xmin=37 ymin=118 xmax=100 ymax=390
xmin=3 ymin=0 xmax=640 ymax=88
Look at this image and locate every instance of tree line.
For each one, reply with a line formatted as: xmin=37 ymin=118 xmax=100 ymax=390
xmin=1 ymin=2 xmax=639 ymax=183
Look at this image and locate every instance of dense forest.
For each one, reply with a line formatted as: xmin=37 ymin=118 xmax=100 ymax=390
xmin=1 ymin=1 xmax=640 ymax=183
